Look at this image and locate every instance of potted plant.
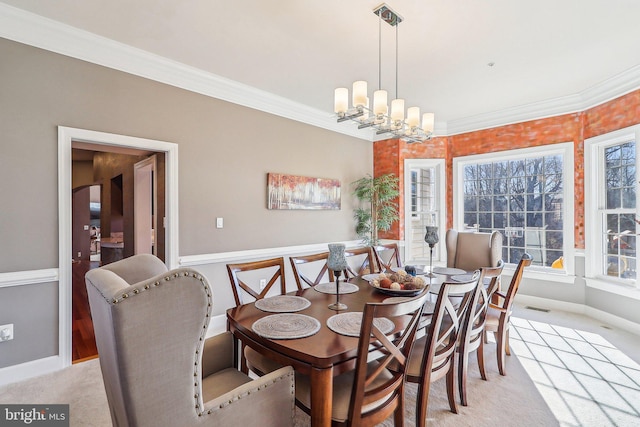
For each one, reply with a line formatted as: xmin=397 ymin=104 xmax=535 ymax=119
xmin=352 ymin=173 xmax=400 ymax=246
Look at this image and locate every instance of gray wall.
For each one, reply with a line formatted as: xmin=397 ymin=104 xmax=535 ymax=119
xmin=0 ymin=38 xmax=372 ymax=369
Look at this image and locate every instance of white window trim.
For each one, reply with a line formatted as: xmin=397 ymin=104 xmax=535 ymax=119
xmin=452 ymin=142 xmax=575 ymax=278
xmin=584 ymin=124 xmax=640 ymax=291
xmin=404 ymin=159 xmax=446 ymax=265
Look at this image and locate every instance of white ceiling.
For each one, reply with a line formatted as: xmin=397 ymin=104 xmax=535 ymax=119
xmin=3 ymin=0 xmax=640 ymax=134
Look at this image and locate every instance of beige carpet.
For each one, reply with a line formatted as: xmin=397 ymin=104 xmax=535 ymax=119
xmin=0 ymin=343 xmax=557 ymax=427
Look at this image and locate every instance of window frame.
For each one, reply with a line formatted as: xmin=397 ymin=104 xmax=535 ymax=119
xmin=453 ymin=142 xmax=575 ymax=278
xmin=585 ymin=125 xmax=640 ymax=292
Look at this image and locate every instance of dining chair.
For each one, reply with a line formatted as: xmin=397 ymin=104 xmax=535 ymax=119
xmin=372 ymin=243 xmax=402 ymax=273
xmin=404 ymin=272 xmax=481 ymax=427
xmin=289 ymin=251 xmax=335 ymax=289
xmin=485 ymin=253 xmax=532 ymax=376
xmin=343 ymin=246 xmax=375 ymax=278
xmin=445 ymin=229 xmax=503 ymax=271
xmin=457 ymin=261 xmax=504 ymax=406
xmin=295 ymin=290 xmax=430 ymax=426
xmin=85 ymin=254 xmax=295 ymax=427
xmin=226 ymin=257 xmax=287 ymax=375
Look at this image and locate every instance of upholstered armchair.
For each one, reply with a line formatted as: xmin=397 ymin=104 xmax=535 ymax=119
xmin=445 ymin=229 xmax=503 ymax=271
xmin=85 ymin=254 xmax=295 ymax=427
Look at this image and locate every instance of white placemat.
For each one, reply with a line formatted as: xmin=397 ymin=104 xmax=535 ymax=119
xmin=451 ymin=274 xmax=476 ymax=283
xmin=382 ymin=296 xmax=413 ymax=304
xmin=314 ymin=282 xmax=359 ymax=294
xmin=326 ymin=312 xmax=395 ymax=337
xmin=254 ymin=295 xmax=311 ymax=313
xmin=432 ymin=267 xmax=466 ymax=275
xmin=252 ymin=314 xmax=321 ymax=340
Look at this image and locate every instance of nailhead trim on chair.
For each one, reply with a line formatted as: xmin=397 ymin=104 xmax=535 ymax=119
xmin=100 ymin=269 xmax=212 ymax=416
xmin=98 ymin=268 xmax=295 ymax=418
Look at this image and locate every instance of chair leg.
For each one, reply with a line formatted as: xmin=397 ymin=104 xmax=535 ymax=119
xmin=458 ymin=349 xmax=469 ymax=406
xmin=447 ymin=362 xmax=459 ymax=414
xmin=415 ymin=380 xmax=431 ymax=427
xmin=505 ymin=328 xmax=511 ymax=356
xmin=477 ymin=339 xmax=487 ymax=381
xmin=395 ymin=388 xmax=405 ymax=427
xmin=497 ymin=326 xmax=507 ymax=376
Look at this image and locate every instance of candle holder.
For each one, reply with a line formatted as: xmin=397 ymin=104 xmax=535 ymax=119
xmin=327 ymin=243 xmax=348 ymax=311
xmin=424 ymin=226 xmax=439 ymax=278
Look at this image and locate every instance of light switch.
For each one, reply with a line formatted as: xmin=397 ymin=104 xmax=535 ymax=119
xmin=216 ymin=217 xmax=224 ymax=229
xmin=83 ymin=225 xmax=89 ymax=230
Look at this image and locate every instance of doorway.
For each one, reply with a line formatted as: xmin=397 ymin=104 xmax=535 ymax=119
xmin=403 ymin=159 xmax=446 ymax=265
xmin=59 ymin=126 xmax=179 ymax=368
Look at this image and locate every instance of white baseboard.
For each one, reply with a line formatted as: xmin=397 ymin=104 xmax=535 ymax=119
xmin=516 ymin=294 xmax=640 ymax=336
xmin=0 ymin=355 xmax=63 ymax=387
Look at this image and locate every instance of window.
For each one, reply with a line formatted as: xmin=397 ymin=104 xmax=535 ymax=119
xmin=454 ymin=143 xmax=574 ymax=273
xmin=404 ymin=159 xmax=445 ymax=264
xmin=586 ymin=126 xmax=640 ymax=289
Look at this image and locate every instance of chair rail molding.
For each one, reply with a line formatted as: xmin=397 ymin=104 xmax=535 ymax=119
xmin=0 ymin=269 xmax=58 ymax=289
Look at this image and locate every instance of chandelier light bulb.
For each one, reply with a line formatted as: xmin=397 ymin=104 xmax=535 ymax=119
xmin=334 ymin=88 xmax=348 ymax=114
xmin=422 ymin=112 xmax=435 ymax=133
xmin=390 ymin=99 xmax=405 ymax=122
xmin=373 ymin=90 xmax=388 ymax=116
xmin=407 ymin=107 xmax=420 ymax=128
xmin=352 ymin=81 xmax=368 ymax=108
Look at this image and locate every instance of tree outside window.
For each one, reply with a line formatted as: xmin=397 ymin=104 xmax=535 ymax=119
xmin=602 ymin=141 xmax=637 ymax=280
xmin=461 ymin=154 xmax=564 ymax=268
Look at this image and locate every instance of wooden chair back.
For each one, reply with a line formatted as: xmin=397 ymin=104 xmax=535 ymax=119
xmin=372 ymin=243 xmax=402 ymax=273
xmin=457 ymin=262 xmax=503 ymax=405
xmin=486 ymin=253 xmax=532 ymax=376
xmin=348 ymin=290 xmax=430 ymax=426
xmin=289 ymin=252 xmax=335 ymax=289
xmin=343 ymin=246 xmax=375 ymax=278
xmin=492 ymin=254 xmax=531 ymax=315
xmin=406 ymin=272 xmax=481 ymax=426
xmin=226 ymin=257 xmax=286 ymax=306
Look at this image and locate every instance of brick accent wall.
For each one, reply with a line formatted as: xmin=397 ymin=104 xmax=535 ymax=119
xmin=373 ymin=88 xmax=640 ymax=249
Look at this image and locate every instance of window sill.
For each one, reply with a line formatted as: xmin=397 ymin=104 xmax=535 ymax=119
xmin=585 ymin=278 xmax=640 ymax=300
xmin=502 ymin=268 xmax=576 ymax=284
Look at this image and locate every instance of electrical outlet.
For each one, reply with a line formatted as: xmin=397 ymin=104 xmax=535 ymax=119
xmin=0 ymin=324 xmax=13 ymax=342
xmin=259 ymin=279 xmax=267 ymax=290
xmin=77 ymin=251 xmax=81 ymax=258
xmin=216 ymin=217 xmax=224 ymax=229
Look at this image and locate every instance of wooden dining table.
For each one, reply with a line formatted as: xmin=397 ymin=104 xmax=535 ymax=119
xmin=226 ymin=275 xmax=427 ymax=427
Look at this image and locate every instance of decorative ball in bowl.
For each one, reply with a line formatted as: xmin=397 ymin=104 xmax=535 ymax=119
xmin=370 ymin=270 xmax=428 ymax=296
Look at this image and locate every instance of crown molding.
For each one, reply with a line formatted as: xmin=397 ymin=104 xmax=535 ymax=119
xmin=2 ymin=3 xmax=640 ymax=139
xmin=0 ymin=3 xmax=370 ymax=141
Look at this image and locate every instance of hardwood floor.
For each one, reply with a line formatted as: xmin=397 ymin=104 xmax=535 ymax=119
xmin=72 ymin=260 xmax=99 ymax=363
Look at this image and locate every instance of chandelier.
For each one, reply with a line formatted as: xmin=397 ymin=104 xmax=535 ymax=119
xmin=333 ymin=3 xmax=434 ymax=144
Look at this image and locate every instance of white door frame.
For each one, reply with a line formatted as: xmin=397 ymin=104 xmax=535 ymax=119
xmin=58 ymin=126 xmax=179 ymax=368
xmin=403 ymin=158 xmax=447 ymax=264
xmin=134 ymin=155 xmax=157 ymax=255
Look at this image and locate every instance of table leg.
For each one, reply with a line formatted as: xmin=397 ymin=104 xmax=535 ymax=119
xmin=310 ymin=366 xmax=333 ymax=427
